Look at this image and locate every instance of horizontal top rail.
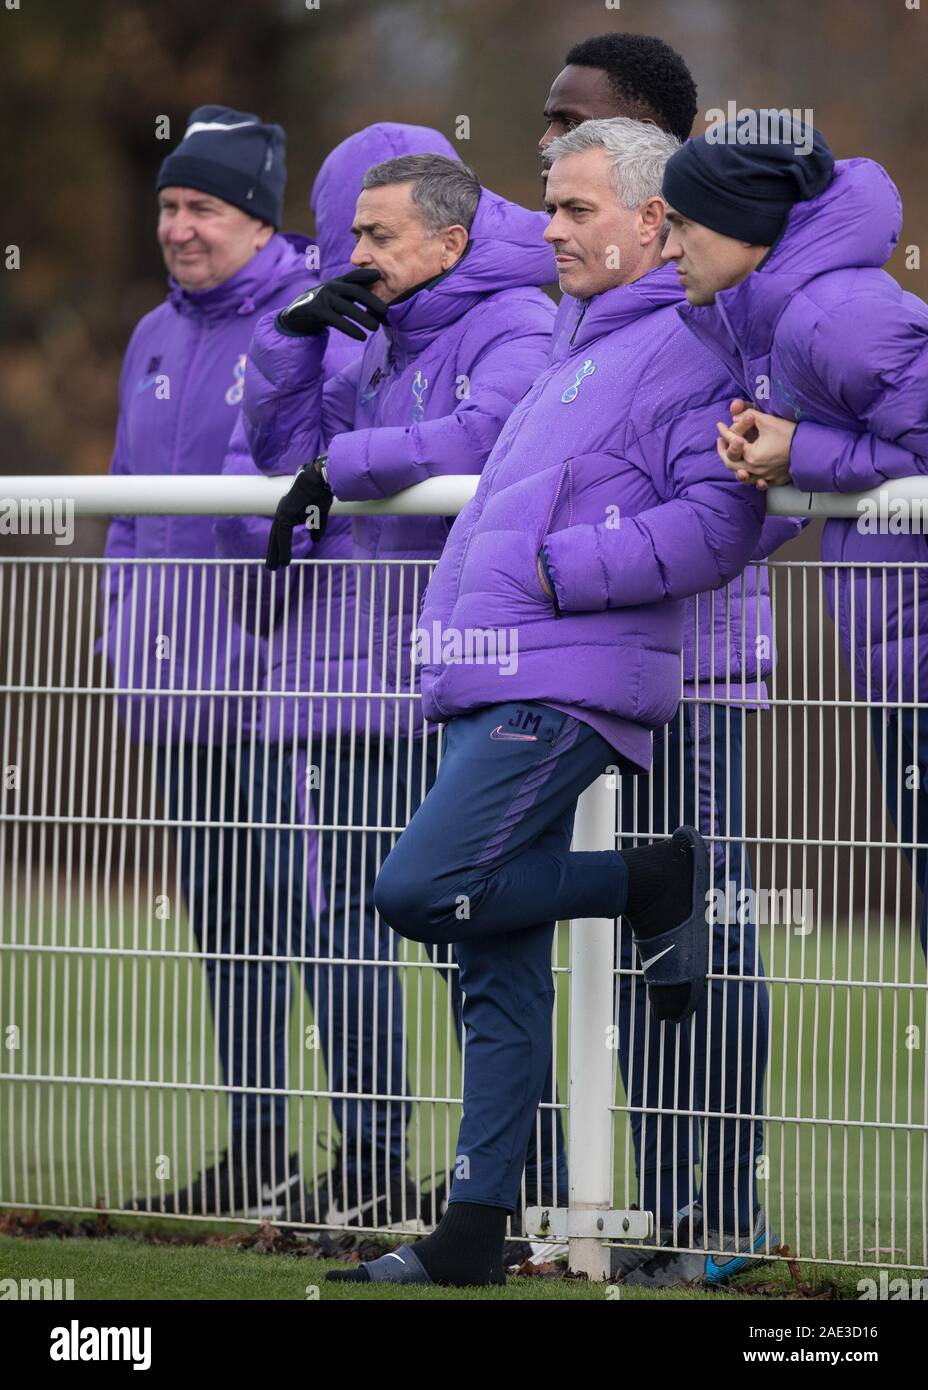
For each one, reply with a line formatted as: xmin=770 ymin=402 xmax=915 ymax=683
xmin=1 ymin=474 xmax=475 ymax=517
xmin=3 ymin=473 xmax=928 ymax=520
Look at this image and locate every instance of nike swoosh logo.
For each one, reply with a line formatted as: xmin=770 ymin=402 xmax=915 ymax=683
xmin=184 ymin=118 xmax=258 ymax=137
xmin=489 ymin=725 xmax=538 ymax=741
xmin=325 ymin=1198 xmax=375 ymax=1224
xmin=385 ymin=1252 xmax=406 ymax=1263
xmin=261 ymin=1176 xmax=298 ymax=1200
xmin=640 ymin=943 xmax=676 ymax=972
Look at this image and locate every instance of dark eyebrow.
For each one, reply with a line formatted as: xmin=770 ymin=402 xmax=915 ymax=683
xmin=542 ymin=104 xmax=584 ymax=123
xmin=549 ymin=197 xmax=593 ymax=211
xmin=350 ymin=220 xmax=391 ymax=236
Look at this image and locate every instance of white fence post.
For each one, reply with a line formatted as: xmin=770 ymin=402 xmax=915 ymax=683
xmin=566 ymin=772 xmax=616 ymax=1280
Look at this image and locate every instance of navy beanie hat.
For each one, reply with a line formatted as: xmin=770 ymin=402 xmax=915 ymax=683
xmin=662 ymin=113 xmax=835 ymax=245
xmin=156 ymin=105 xmax=286 ymax=229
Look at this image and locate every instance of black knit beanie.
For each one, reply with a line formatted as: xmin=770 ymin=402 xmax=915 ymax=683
xmin=662 ymin=112 xmax=835 ymax=245
xmin=156 ymin=105 xmax=286 ymax=229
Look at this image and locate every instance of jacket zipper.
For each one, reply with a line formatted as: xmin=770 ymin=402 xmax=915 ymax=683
xmin=568 ymin=299 xmax=590 ymax=348
xmin=715 ymin=298 xmax=752 ymax=399
xmin=542 ymin=457 xmax=572 ymax=536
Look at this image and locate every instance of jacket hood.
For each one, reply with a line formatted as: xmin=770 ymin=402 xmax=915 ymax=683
xmin=761 ymin=156 xmax=900 ymax=278
xmin=311 ymin=122 xmax=461 ymax=280
xmin=678 ymin=158 xmax=901 ymax=365
xmin=167 ymin=231 xmax=313 ymax=320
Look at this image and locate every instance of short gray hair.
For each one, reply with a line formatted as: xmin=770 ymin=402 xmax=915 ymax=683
xmin=544 ymin=116 xmax=680 ymax=211
xmin=362 ymin=154 xmax=481 ymax=235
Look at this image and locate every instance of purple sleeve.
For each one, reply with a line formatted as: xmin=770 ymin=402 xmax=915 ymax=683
xmin=242 ymin=312 xmax=361 ymax=476
xmin=788 ymin=297 xmax=928 ymax=492
xmin=325 ymin=303 xmax=553 ymax=501
xmin=541 ymin=401 xmax=765 ymax=612
xmin=789 ymin=420 xmax=928 ymax=492
xmin=752 ymin=514 xmax=807 ymax=559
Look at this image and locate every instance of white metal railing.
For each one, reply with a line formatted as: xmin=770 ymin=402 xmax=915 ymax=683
xmin=1 ymin=473 xmax=926 ymax=1280
xmin=5 ymin=471 xmax=928 ymax=516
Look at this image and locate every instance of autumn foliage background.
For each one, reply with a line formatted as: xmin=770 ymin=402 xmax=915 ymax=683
xmin=0 ymin=0 xmax=924 ymax=485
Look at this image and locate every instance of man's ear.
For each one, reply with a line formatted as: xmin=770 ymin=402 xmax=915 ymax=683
xmin=441 ymin=224 xmax=469 ymax=268
xmin=639 ymin=196 xmax=667 ymax=248
xmin=255 ymin=219 xmax=275 ymax=251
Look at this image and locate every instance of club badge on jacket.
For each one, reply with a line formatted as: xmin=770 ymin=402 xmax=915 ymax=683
xmin=561 ymin=358 xmax=596 ymax=404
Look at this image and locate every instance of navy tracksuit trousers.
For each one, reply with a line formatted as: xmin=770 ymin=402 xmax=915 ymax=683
xmin=374 ymin=701 xmax=625 ymax=1209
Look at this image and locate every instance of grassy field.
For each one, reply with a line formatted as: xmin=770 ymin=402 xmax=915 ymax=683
xmin=0 ymin=1230 xmax=876 ymax=1301
xmin=1 ymin=886 xmax=925 ymax=1297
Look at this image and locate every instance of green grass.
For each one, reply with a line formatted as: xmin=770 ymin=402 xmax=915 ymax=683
xmin=0 ymin=1232 xmax=874 ymax=1300
xmin=2 ymin=886 xmax=926 ymax=1296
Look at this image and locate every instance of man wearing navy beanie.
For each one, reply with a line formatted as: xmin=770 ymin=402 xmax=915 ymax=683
xmin=661 ymin=114 xmax=835 ymax=302
xmin=663 ymin=115 xmax=928 ymax=973
xmin=153 ymin=104 xmax=287 ymax=289
xmin=105 ymin=104 xmax=326 ymax=1219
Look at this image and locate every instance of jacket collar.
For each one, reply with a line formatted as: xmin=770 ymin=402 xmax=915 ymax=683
xmin=381 ymin=244 xmax=479 ymax=358
xmin=167 ymin=232 xmax=311 ymax=321
xmin=553 ymin=262 xmax=684 ymax=360
xmin=376 ymin=185 xmax=555 ymax=360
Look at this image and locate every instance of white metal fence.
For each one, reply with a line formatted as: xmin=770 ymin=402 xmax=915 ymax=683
xmin=1 ymin=475 xmax=926 ymax=1280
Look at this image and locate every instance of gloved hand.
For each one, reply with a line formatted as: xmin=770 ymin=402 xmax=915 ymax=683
xmin=276 ymin=268 xmax=387 ymax=341
xmin=265 ymin=457 xmax=333 ymax=570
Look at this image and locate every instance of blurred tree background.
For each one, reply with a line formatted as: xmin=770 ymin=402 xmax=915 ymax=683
xmin=0 ymin=0 xmax=924 ymax=480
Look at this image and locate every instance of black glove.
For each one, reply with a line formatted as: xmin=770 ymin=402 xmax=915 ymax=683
xmin=276 ymin=268 xmax=388 ymax=341
xmin=265 ymin=457 xmax=333 ymax=571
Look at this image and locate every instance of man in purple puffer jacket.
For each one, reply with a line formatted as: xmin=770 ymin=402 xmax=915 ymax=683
xmin=662 ymin=117 xmax=928 ymax=958
xmin=102 ymin=105 xmax=334 ymax=1220
xmin=328 ymin=118 xmax=764 ymax=1289
xmin=242 ymin=152 xmax=557 ymax=730
xmin=214 ymin=124 xmax=476 ymax=1231
xmin=239 ymin=146 xmax=558 ymax=1222
xmin=538 ymin=35 xmax=802 ymax=1284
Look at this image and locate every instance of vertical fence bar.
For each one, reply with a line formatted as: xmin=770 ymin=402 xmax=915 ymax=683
xmin=567 ymin=772 xmax=617 ymax=1279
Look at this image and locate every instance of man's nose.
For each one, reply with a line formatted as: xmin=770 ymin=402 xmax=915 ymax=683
xmin=661 ymin=233 xmax=681 ymax=261
xmin=543 ymin=213 xmax=563 ymax=244
xmin=168 ymin=217 xmax=196 ymax=244
xmin=350 ymin=244 xmax=371 ymax=266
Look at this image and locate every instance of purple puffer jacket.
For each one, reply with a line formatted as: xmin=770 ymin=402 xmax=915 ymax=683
xmin=417 ymin=263 xmax=765 ymax=739
xmin=214 ymin=124 xmax=467 ymax=742
xmin=242 ymin=184 xmax=557 ymax=734
xmin=552 ymin=292 xmax=803 ymax=703
xmin=102 ymin=233 xmax=319 ymax=745
xmin=678 ymin=159 xmax=928 ymax=704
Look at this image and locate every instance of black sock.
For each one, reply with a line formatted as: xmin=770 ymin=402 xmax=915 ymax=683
xmin=411 ymin=1201 xmax=509 ymax=1285
xmin=325 ymin=1201 xmax=509 ymax=1286
xmin=621 ymin=834 xmax=693 ymax=940
xmin=326 ymin=1264 xmax=371 ymax=1282
xmin=621 ymin=834 xmax=694 ymax=1019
